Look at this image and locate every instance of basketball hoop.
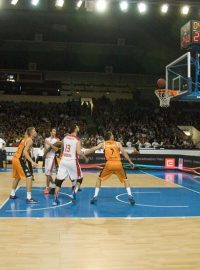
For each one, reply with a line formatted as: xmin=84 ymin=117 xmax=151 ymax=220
xmin=155 ymin=89 xmax=179 ymax=108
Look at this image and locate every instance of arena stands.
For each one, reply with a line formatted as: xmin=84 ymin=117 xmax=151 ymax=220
xmin=0 ymin=98 xmax=196 ymax=149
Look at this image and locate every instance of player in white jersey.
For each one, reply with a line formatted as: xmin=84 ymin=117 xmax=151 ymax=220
xmin=43 ymin=128 xmax=59 ymax=194
xmin=52 ymin=123 xmax=88 ymax=206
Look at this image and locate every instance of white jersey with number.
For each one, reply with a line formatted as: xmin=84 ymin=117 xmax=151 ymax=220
xmin=45 ymin=137 xmax=58 ymax=159
xmin=62 ymin=134 xmax=80 ymax=160
xmin=57 ymin=134 xmax=82 ymax=180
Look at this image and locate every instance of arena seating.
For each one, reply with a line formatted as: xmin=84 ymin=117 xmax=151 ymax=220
xmin=0 ymin=98 xmax=196 ymax=149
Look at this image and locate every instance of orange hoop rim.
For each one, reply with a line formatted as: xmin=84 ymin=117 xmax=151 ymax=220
xmin=155 ymin=89 xmax=179 ymax=97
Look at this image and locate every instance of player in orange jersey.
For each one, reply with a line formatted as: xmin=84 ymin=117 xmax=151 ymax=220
xmin=10 ymin=127 xmax=38 ymax=204
xmin=88 ymin=131 xmax=135 ymax=205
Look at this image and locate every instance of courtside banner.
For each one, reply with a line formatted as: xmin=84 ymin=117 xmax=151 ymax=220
xmin=5 ymin=148 xmax=200 ymax=169
xmin=165 ymin=158 xmax=176 ymax=169
xmin=80 ymin=154 xmax=178 ymax=166
xmin=5 ymin=147 xmax=39 ymax=161
xmin=81 ymin=154 xmax=200 ymax=170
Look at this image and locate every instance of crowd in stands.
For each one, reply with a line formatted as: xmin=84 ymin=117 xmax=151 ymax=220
xmin=0 ymin=97 xmax=197 ymax=150
xmin=91 ymin=97 xmax=195 ymax=149
xmin=0 ymin=101 xmax=87 ymax=147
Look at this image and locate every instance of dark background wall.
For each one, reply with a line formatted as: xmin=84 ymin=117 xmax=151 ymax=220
xmin=0 ymin=0 xmax=198 ymax=74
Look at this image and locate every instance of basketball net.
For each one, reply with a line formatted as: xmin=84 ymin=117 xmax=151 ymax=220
xmin=155 ymin=89 xmax=178 ymax=108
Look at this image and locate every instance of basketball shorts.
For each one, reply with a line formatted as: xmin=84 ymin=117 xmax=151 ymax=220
xmin=12 ymin=157 xmax=32 ymax=181
xmin=99 ymin=161 xmax=127 ymax=182
xmin=57 ymin=158 xmax=82 ymax=181
xmin=45 ymin=157 xmax=55 ymax=176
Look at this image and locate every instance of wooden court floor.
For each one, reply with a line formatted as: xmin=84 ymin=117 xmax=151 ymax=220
xmin=0 ymin=171 xmax=200 ymax=270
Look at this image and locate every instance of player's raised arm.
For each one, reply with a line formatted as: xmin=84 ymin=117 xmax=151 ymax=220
xmin=44 ymin=138 xmax=50 ymax=147
xmin=84 ymin=143 xmax=104 ymax=156
xmin=118 ymin=142 xmax=134 ymax=168
xmin=76 ymin=141 xmax=89 ymax=162
xmin=43 ymin=141 xmax=63 ymax=159
xmin=23 ymin=138 xmax=37 ymax=167
xmin=44 ymin=138 xmax=50 ymax=153
xmin=60 ymin=141 xmax=64 ymax=156
xmin=50 ymin=140 xmax=61 ymax=152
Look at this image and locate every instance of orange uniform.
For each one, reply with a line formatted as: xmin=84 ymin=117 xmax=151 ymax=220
xmin=99 ymin=140 xmax=127 ymax=182
xmin=12 ymin=137 xmax=32 ymax=180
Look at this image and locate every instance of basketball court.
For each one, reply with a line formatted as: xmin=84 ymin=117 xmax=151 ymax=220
xmin=1 ymin=167 xmax=200 ymax=269
xmin=1 ymin=4 xmax=200 ymax=270
xmin=1 ymin=169 xmax=200 ymax=218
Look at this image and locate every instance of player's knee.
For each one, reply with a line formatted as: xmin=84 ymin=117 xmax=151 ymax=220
xmin=96 ymin=178 xmax=102 ymax=187
xmin=77 ymin=178 xmax=83 ymax=185
xmin=55 ymin=179 xmax=64 ymax=188
xmin=123 ymin=179 xmax=129 ymax=185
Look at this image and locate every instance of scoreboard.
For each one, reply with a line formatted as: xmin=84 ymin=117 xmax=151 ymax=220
xmin=180 ymin=20 xmax=200 ymax=49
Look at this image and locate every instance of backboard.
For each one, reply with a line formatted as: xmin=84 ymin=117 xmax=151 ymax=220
xmin=166 ymin=51 xmax=200 ymax=101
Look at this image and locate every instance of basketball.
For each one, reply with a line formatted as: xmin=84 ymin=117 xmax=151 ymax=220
xmin=157 ymin=78 xmax=166 ymax=89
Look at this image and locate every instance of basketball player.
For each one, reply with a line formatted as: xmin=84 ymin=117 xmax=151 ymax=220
xmin=52 ymin=123 xmax=88 ymax=206
xmin=88 ymin=131 xmax=135 ymax=205
xmin=10 ymin=127 xmax=38 ymax=204
xmin=43 ymin=140 xmax=83 ymax=192
xmin=44 ymin=128 xmax=59 ymax=194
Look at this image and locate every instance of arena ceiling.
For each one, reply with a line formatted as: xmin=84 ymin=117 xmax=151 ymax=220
xmin=0 ymin=0 xmax=200 ymax=74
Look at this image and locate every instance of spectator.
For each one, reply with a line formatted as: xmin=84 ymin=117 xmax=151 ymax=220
xmin=0 ymin=143 xmax=6 ymax=168
xmin=0 ymin=137 xmax=6 ymax=148
xmin=144 ymin=140 xmax=152 ymax=149
xmin=126 ymin=140 xmax=132 ymax=148
xmin=2 ymin=143 xmax=7 ymax=167
xmin=0 ymin=99 xmax=197 ymax=149
xmin=36 ymin=145 xmax=45 ymax=167
xmin=152 ymin=139 xmax=159 ymax=149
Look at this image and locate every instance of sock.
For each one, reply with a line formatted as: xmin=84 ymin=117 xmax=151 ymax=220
xmin=11 ymin=189 xmax=15 ymax=196
xmin=74 ymin=185 xmax=79 ymax=193
xmin=27 ymin=192 xmax=31 ymax=200
xmin=126 ymin=187 xmax=132 ymax=196
xmin=71 ymin=180 xmax=76 ymax=188
xmin=94 ymin=187 xmax=100 ymax=197
xmin=55 ymin=192 xmax=59 ymax=200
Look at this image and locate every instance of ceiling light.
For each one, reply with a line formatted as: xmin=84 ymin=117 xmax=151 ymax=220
xmin=181 ymin=5 xmax=190 ymax=15
xmin=55 ymin=0 xmax=64 ymax=8
xmin=161 ymin=3 xmax=169 ymax=14
xmin=31 ymin=0 xmax=39 ymax=6
xmin=11 ymin=0 xmax=19 ymax=5
xmin=96 ymin=0 xmax=108 ymax=13
xmin=119 ymin=1 xmax=128 ymax=12
xmin=77 ymin=0 xmax=83 ymax=9
xmin=137 ymin=2 xmax=147 ymax=14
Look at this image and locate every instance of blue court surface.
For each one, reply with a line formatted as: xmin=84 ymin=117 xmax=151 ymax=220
xmin=1 ymin=170 xmax=200 ymax=218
